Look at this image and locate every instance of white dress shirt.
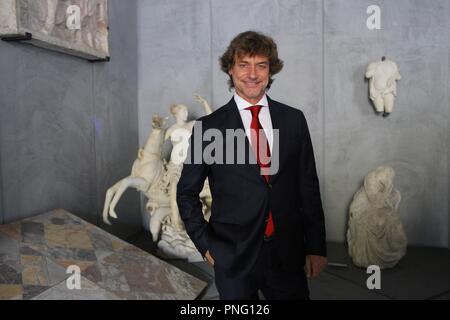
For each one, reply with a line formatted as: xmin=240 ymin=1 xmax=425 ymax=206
xmin=234 ymin=93 xmax=273 ymax=152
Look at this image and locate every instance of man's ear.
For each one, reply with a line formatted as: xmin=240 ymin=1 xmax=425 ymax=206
xmin=228 ymin=63 xmax=235 ymax=75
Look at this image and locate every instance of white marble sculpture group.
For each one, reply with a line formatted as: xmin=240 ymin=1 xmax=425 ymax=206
xmin=103 ymin=95 xmax=212 ymax=262
xmin=347 ymin=166 xmax=407 ymax=269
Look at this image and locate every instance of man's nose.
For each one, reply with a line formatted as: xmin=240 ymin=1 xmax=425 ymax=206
xmin=248 ymin=66 xmax=257 ymax=79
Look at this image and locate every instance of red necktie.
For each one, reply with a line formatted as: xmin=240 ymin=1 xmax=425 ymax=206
xmin=245 ymin=105 xmax=275 ymax=239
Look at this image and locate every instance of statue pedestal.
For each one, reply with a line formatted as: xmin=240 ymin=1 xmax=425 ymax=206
xmin=157 ymin=225 xmax=203 ymax=263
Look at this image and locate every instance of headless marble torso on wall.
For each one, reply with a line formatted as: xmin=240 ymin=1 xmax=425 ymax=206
xmin=365 ymin=57 xmax=401 ymax=117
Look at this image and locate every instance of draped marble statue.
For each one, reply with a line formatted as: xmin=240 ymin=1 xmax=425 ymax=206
xmin=365 ymin=57 xmax=401 ymax=117
xmin=103 ymin=95 xmax=212 ymax=262
xmin=347 ymin=166 xmax=407 ymax=269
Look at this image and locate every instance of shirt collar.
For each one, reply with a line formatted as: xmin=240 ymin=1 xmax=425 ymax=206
xmin=233 ymin=92 xmax=269 ymax=110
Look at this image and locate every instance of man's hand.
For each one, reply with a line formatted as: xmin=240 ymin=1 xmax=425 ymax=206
xmin=205 ymin=250 xmax=215 ymax=266
xmin=304 ymin=255 xmax=327 ymax=279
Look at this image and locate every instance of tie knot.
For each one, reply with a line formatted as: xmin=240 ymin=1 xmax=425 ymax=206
xmin=245 ymin=105 xmax=262 ymax=118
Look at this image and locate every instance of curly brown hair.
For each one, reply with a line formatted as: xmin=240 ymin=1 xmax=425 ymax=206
xmin=220 ymin=31 xmax=284 ymax=90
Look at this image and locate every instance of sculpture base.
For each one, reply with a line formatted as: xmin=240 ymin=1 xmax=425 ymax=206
xmin=157 ymin=225 xmax=204 ymax=263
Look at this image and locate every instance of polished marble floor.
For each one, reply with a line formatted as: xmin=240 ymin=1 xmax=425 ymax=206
xmin=0 ymin=209 xmax=206 ymax=300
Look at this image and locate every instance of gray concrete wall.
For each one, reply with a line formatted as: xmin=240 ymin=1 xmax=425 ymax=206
xmin=137 ymin=0 xmax=213 ymax=141
xmin=0 ymin=0 xmax=141 ymax=238
xmin=0 ymin=134 xmax=3 ymax=225
xmin=324 ymin=0 xmax=449 ymax=247
xmin=137 ymin=0 xmax=450 ymax=247
xmin=447 ymin=0 xmax=450 ymax=250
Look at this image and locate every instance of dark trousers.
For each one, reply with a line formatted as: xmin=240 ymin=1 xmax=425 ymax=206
xmin=214 ymin=240 xmax=310 ymax=300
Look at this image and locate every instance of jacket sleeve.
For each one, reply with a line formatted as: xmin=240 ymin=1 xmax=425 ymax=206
xmin=298 ymin=112 xmax=327 ymax=257
xmin=176 ymin=120 xmax=210 ymax=256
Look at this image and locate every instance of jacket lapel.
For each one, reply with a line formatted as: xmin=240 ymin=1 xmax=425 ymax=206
xmin=267 ymin=96 xmax=285 ymax=184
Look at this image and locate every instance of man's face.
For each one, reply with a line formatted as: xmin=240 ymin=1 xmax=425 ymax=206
xmin=229 ymin=54 xmax=270 ymax=104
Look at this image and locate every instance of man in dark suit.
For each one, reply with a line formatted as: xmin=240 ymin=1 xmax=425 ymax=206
xmin=177 ymin=31 xmax=327 ymax=300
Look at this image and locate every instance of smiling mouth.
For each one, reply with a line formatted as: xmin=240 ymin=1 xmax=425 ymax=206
xmin=244 ymin=81 xmax=260 ymax=87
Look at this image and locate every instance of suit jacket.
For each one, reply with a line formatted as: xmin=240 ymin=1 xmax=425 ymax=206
xmin=176 ymin=96 xmax=326 ymax=278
